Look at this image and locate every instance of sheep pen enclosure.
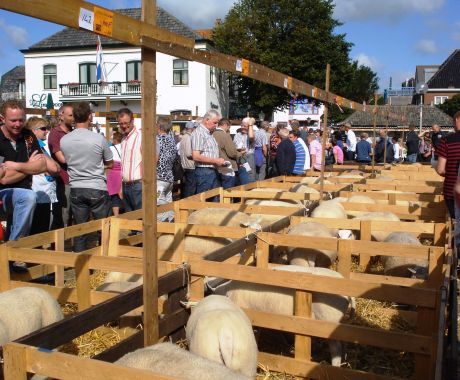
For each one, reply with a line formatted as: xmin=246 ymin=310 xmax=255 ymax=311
xmin=0 ymin=165 xmax=455 ymax=380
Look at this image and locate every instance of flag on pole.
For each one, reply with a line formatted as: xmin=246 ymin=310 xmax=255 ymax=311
xmin=96 ymin=36 xmax=107 ymax=83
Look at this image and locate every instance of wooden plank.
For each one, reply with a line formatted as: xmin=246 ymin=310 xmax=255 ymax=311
xmin=259 ymin=232 xmax=338 ymax=251
xmin=75 ymin=253 xmax=91 ymax=311
xmin=294 ymin=290 xmax=312 ymax=362
xmin=64 ymin=219 xmax=102 ymax=239
xmin=15 ymin=343 xmax=176 ymax=380
xmin=319 ymin=63 xmax=330 ymax=202
xmin=189 ymin=276 xmax=204 ymax=302
xmin=6 ymin=230 xmax=56 ymax=248
xmin=258 ymin=352 xmax=400 ymax=380
xmin=190 ymin=260 xmax=437 ymax=307
xmin=100 ymin=217 xmax=111 ymax=257
xmin=118 ymin=218 xmax=143 ymax=231
xmin=54 ymin=229 xmax=65 ymax=287
xmin=224 ymin=190 xmax=321 ymax=201
xmin=256 ymin=239 xmax=269 ymax=269
xmin=246 ymin=308 xmax=431 ymax=354
xmin=142 ymin=6 xmax=161 ymax=346
xmin=337 ymin=239 xmax=352 ymax=278
xmin=359 ymin=220 xmax=372 ymax=267
xmin=433 ymin=223 xmax=446 ymax=246
xmin=415 ymin=307 xmax=436 ymax=378
xmin=107 ymin=217 xmax=120 ymax=257
xmin=2 ymin=343 xmax=27 ymax=380
xmin=172 ymin=222 xmax=186 ymax=263
xmin=0 ymin=243 xmax=11 ymax=291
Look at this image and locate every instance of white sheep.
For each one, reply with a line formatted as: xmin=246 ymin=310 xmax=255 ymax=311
xmin=353 ymin=212 xmax=400 ymax=241
xmin=311 ymin=201 xmax=347 ymax=219
xmin=244 ymin=199 xmax=303 ymax=227
xmin=187 ymin=208 xmax=252 ymax=227
xmin=158 ymin=234 xmax=232 ymax=260
xmin=375 ymin=190 xmax=418 ymax=206
xmin=115 ymin=342 xmax=251 ymax=380
xmin=219 ymin=265 xmax=354 ymax=367
xmin=345 ymin=195 xmax=377 ymax=217
xmin=382 ymin=232 xmax=427 ymax=278
xmin=300 ymin=177 xmax=319 ymax=184
xmin=286 ymin=222 xmax=337 ymax=267
xmin=0 ymin=287 xmax=63 ymax=345
xmin=186 ymin=295 xmax=258 ymax=378
xmin=289 ymin=184 xmax=320 ymax=208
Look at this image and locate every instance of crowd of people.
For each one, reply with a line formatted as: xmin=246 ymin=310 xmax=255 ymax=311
xmin=1 ymin=98 xmax=459 ymax=256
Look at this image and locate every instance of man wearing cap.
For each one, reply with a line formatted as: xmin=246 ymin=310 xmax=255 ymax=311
xmin=179 ymin=120 xmax=197 ymax=198
xmin=191 ymin=110 xmax=225 ymax=197
xmin=344 ymin=123 xmax=356 ymax=161
xmin=213 ymin=118 xmax=239 ymax=189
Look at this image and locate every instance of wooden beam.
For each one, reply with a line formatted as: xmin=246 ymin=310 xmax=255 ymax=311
xmin=319 ymin=63 xmax=330 ymax=201
xmin=141 ymin=0 xmax=159 ymax=347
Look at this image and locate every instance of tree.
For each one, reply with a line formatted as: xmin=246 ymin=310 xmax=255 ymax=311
xmin=213 ymin=0 xmax=378 ymax=119
xmin=438 ymin=94 xmax=460 ymax=117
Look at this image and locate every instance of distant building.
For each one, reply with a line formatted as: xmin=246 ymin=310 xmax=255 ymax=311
xmin=0 ymin=65 xmax=26 ymax=102
xmin=20 ymin=7 xmax=228 ymax=123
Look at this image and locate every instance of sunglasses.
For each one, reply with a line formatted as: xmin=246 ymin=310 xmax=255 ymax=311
xmin=35 ymin=127 xmax=48 ymax=131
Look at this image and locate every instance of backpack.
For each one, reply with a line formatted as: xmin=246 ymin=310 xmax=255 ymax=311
xmin=172 ymin=154 xmax=184 ymax=181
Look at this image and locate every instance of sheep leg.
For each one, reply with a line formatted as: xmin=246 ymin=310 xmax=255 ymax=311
xmin=328 ymin=340 xmax=342 ymax=367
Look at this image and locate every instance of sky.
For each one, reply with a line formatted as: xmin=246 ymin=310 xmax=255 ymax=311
xmin=0 ymin=0 xmax=459 ymax=92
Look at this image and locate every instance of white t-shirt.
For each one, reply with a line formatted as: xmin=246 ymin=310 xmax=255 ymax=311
xmin=110 ymin=144 xmax=122 ymax=163
xmin=393 ymin=143 xmax=401 ymax=159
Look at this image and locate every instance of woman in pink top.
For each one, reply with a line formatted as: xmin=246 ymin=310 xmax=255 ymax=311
xmin=106 ymin=132 xmax=123 ymax=216
xmin=332 ymin=139 xmax=344 ymax=164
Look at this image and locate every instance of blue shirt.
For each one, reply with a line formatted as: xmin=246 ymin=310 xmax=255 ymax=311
xmin=356 ymin=140 xmax=372 ymax=162
xmin=292 ymin=139 xmax=306 ymax=175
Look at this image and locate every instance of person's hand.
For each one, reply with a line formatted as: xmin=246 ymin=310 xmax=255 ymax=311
xmin=215 ymin=157 xmax=225 ymax=166
xmin=28 ymin=150 xmax=45 ymax=162
xmin=3 ymin=161 xmax=19 ymax=171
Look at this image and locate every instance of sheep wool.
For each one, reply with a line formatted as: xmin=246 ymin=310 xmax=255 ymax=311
xmin=0 ymin=287 xmax=63 ymax=345
xmin=187 ymin=208 xmax=252 ymax=227
xmin=311 ymin=202 xmax=347 ymax=219
xmin=115 ymin=342 xmax=251 ymax=380
xmin=186 ymin=295 xmax=258 ymax=378
xmin=382 ymin=232 xmax=427 ymax=278
xmin=286 ymin=222 xmax=337 ymax=267
xmin=353 ymin=212 xmax=400 ymax=241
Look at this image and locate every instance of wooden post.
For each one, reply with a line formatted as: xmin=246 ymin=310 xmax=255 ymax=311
xmin=0 ymin=243 xmax=10 ymax=291
xmin=371 ymin=93 xmax=377 ymax=175
xmin=318 ymin=63 xmax=330 ymax=203
xmin=383 ymin=105 xmax=389 ymax=165
xmin=3 ymin=343 xmax=28 ymax=380
xmin=141 ymin=0 xmax=159 ymax=346
xmin=294 ymin=290 xmax=312 ymax=362
xmin=105 ymin=96 xmax=111 ymax=140
xmin=54 ymin=229 xmax=65 ymax=287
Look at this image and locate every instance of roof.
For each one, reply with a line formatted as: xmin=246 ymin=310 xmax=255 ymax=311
xmin=415 ymin=65 xmax=439 ymax=85
xmin=427 ymin=49 xmax=460 ymax=89
xmin=342 ymin=105 xmax=453 ymax=128
xmin=0 ymin=65 xmax=25 ymax=93
xmin=23 ymin=7 xmax=202 ymax=52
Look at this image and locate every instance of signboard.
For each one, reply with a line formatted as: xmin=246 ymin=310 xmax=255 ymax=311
xmin=289 ymin=99 xmax=320 ymax=115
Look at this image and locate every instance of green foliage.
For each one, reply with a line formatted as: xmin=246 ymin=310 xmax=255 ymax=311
xmin=438 ymin=94 xmax=460 ymax=117
xmin=213 ymin=0 xmax=379 ymax=118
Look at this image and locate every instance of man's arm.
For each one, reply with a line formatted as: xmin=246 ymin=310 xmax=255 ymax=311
xmin=4 ymin=150 xmax=46 ymax=175
xmin=53 ymin=150 xmax=66 ymax=164
xmin=192 ymin=150 xmax=225 ymax=166
xmin=436 ymin=156 xmax=446 ymax=176
xmin=44 ymin=156 xmax=60 ymax=176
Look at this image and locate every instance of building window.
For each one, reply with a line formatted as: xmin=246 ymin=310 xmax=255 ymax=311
xmin=127 ymin=61 xmax=141 ymax=82
xmin=210 ymin=66 xmax=216 ymax=89
xmin=43 ymin=64 xmax=57 ymax=89
xmin=173 ymin=59 xmax=188 ymax=85
xmin=79 ymin=63 xmax=96 ymax=84
xmin=434 ymin=96 xmax=448 ymax=105
xmin=18 ymin=80 xmax=25 ymax=99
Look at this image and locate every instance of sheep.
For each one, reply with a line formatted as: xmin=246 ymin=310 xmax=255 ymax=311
xmin=219 ymin=265 xmax=354 ymax=367
xmin=186 ymin=295 xmax=258 ymax=377
xmin=115 ymin=342 xmax=251 ymax=380
xmin=0 ymin=287 xmax=63 ymax=345
xmin=300 ymin=177 xmax=319 ymax=184
xmin=382 ymin=232 xmax=427 ymax=278
xmin=187 ymin=208 xmax=252 ymax=227
xmin=285 ymin=222 xmax=337 ymax=267
xmin=244 ymin=199 xmax=303 ymax=227
xmin=345 ymin=195 xmax=377 ymax=217
xmin=353 ymin=212 xmax=400 ymax=241
xmin=289 ymin=184 xmax=320 ymax=208
xmin=311 ymin=201 xmax=347 ymax=219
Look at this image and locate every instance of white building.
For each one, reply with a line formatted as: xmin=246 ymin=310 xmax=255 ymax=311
xmin=21 ymin=7 xmax=228 ymax=125
xmin=273 ymin=99 xmax=324 ymax=127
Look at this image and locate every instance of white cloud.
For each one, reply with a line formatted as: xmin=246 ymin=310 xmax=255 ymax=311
xmin=334 ymin=0 xmax=445 ymax=22
xmin=414 ymin=39 xmax=438 ymax=54
xmin=157 ymin=0 xmax=235 ymax=28
xmin=0 ymin=19 xmax=28 ymax=47
xmin=354 ymin=53 xmax=382 ymax=70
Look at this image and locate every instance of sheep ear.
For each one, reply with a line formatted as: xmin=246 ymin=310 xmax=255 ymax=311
xmin=240 ymin=221 xmax=250 ymax=228
xmin=218 ymin=327 xmax=234 ymax=368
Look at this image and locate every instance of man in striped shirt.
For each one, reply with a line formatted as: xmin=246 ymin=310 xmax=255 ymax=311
xmin=436 ymin=111 xmax=460 ymax=218
xmin=191 ymin=110 xmax=225 ymax=197
xmin=118 ymin=108 xmax=142 ymax=212
xmin=289 ymin=130 xmax=307 ymax=175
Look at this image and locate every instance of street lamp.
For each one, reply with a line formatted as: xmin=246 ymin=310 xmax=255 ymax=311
xmin=419 ymin=84 xmax=426 ymax=134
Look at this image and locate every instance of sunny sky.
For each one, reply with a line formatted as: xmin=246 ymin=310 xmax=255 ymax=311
xmin=0 ymin=0 xmax=459 ymax=92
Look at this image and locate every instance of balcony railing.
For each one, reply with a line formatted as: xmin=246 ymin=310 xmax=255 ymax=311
xmin=59 ymin=81 xmax=141 ymax=97
xmin=387 ymin=87 xmax=415 ymax=97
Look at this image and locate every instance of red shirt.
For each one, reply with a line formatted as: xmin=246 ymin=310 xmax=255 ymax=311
xmin=437 ymin=131 xmax=460 ymax=200
xmin=48 ymin=126 xmax=69 ymax=184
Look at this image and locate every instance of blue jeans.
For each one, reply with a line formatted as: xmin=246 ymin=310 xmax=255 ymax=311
xmin=0 ymin=188 xmax=36 ymax=241
xmin=195 ymin=167 xmax=220 ymax=201
xmin=406 ymin=153 xmax=418 ymax=163
xmin=220 ymin=174 xmax=236 ymax=189
xmin=123 ymin=181 xmax=142 ymax=212
xmin=181 ymin=169 xmax=196 ymax=198
xmin=237 ymin=166 xmax=250 ymax=185
xmin=70 ymin=188 xmax=111 ymax=252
